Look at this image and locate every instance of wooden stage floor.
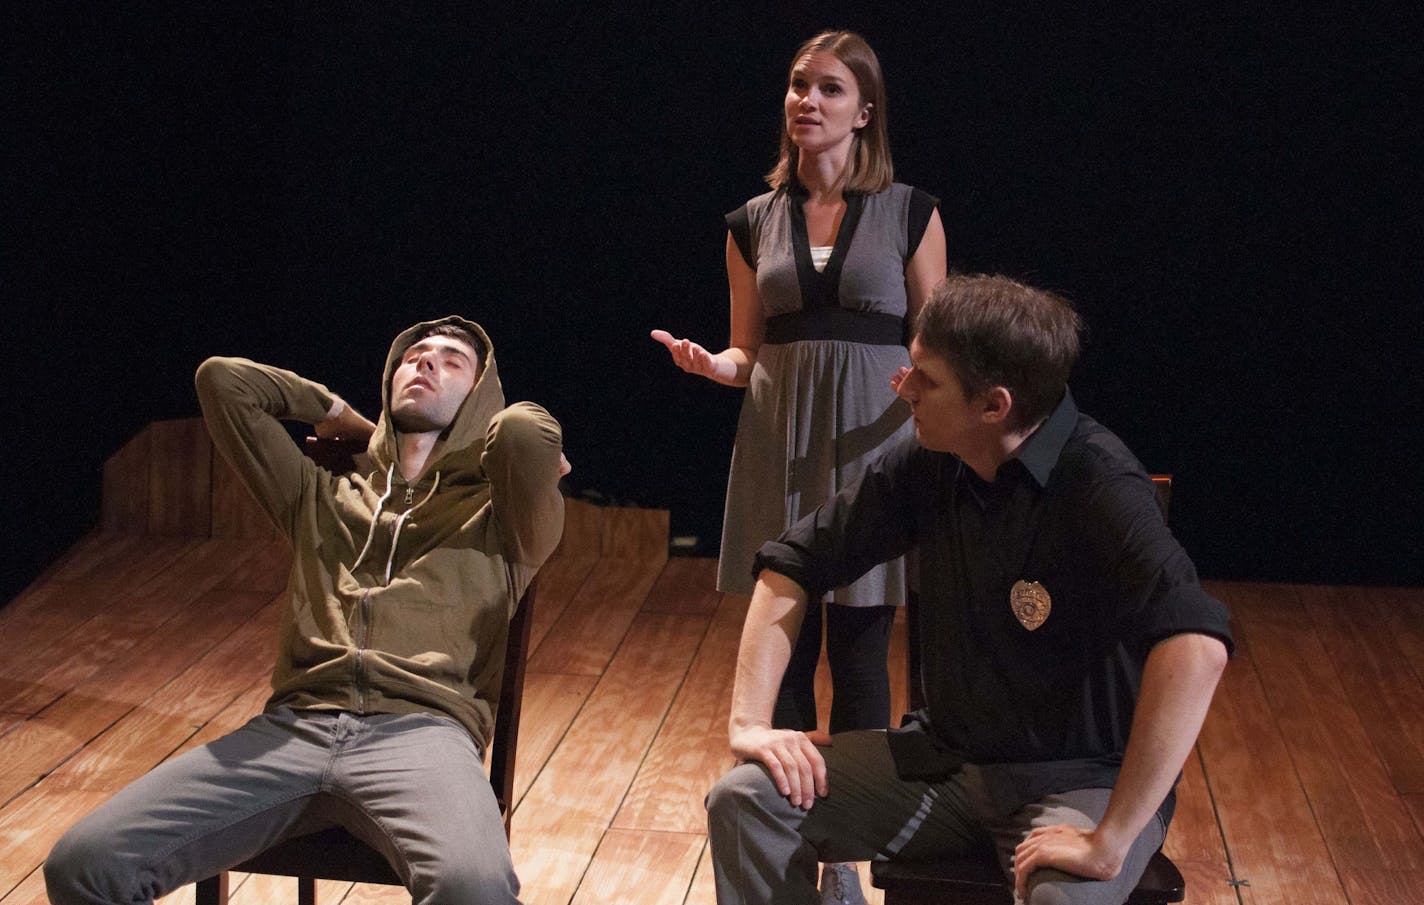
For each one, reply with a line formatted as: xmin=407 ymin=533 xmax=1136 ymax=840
xmin=3 ymin=523 xmax=1424 ymax=904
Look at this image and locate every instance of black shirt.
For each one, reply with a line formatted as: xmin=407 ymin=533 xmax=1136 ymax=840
xmin=754 ymin=391 xmax=1233 ymax=816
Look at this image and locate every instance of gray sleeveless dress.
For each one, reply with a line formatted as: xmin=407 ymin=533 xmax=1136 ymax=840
xmin=718 ymin=182 xmax=938 ymax=604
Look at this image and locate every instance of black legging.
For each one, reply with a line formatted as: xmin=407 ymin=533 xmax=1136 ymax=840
xmin=772 ymin=601 xmax=895 ymax=734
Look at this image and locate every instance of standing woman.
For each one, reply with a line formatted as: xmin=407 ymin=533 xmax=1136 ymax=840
xmin=654 ymin=23 xmax=944 ymax=847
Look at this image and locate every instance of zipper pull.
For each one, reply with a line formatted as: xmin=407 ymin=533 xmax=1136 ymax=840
xmin=404 ymin=486 xmax=415 ymax=505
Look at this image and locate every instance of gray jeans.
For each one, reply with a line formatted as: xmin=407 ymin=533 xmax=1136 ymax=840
xmin=706 ymin=731 xmax=1166 ymax=905
xmin=44 ymin=707 xmax=519 ymax=905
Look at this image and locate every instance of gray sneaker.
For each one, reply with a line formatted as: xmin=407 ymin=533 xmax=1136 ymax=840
xmin=819 ymin=863 xmax=868 ymax=905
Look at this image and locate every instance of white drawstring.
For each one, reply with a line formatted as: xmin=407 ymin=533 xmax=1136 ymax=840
xmin=351 ymin=463 xmax=395 ymax=575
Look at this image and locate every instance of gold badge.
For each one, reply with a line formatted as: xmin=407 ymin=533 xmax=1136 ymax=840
xmin=1010 ymin=580 xmax=1051 ymax=631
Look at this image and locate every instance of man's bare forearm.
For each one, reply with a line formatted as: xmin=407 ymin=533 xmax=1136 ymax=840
xmin=729 ymin=570 xmax=807 ymax=736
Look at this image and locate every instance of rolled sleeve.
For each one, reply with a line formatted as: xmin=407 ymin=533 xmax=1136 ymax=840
xmin=752 ymin=438 xmax=920 ymax=600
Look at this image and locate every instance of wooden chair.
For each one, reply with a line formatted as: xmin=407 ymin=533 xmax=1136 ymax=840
xmin=870 ymin=475 xmax=1183 ymax=905
xmin=193 ymin=438 xmax=538 ymax=905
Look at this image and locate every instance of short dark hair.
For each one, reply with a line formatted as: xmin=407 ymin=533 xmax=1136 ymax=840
xmin=408 ymin=322 xmax=487 ymax=374
xmin=914 ymin=274 xmax=1082 ymax=430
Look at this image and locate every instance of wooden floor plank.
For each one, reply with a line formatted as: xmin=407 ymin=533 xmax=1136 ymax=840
xmin=84 ymin=587 xmax=275 ymax=712
xmin=156 ymin=880 xmax=197 ymax=905
xmin=0 ymin=600 xmax=282 ymax=899
xmin=570 ymin=828 xmax=704 ymax=905
xmin=225 ymin=872 xmax=295 ymax=905
xmin=0 ymin=789 xmax=110 ymax=895
xmin=1306 ymin=584 xmax=1424 ymax=796
xmin=685 ymin=842 xmax=717 ymax=905
xmin=1408 ymin=794 xmax=1424 ymax=840
xmin=42 ymin=594 xmax=280 ymax=795
xmin=0 ymin=578 xmax=114 ymax=643
xmin=641 ymin=557 xmax=721 ymax=617
xmin=318 ymin=879 xmax=356 ymax=903
xmin=5 ymin=544 xmax=271 ymax=704
xmin=0 ymin=606 xmax=144 ymax=719
xmin=0 ymin=869 xmax=48 ymax=905
xmin=1370 ymin=587 xmax=1424 ymax=683
xmin=1196 ymin=584 xmax=1349 ymax=905
xmin=511 ymin=671 xmax=599 ymax=805
xmin=0 ymin=589 xmax=277 ymax=805
xmin=527 ymin=557 xmax=664 ymax=676
xmin=511 ymin=612 xmax=708 ymax=905
xmin=42 ymin=532 xmax=196 ymax=586
xmin=1 ymin=673 xmax=138 ymax=805
xmin=1231 ymin=583 xmax=1424 ymax=871
xmin=108 ymin=537 xmax=264 ymax=628
xmin=614 ymin=593 xmax=744 ymax=834
xmin=1164 ymin=747 xmax=1233 ymax=867
xmin=1336 ymin=868 xmax=1424 ymax=905
xmin=42 ymin=708 xmax=204 ymax=797
xmin=525 ymin=554 xmax=598 ymax=655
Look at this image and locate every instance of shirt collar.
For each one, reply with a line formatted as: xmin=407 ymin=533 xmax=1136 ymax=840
xmin=1013 ymin=388 xmax=1078 ymax=487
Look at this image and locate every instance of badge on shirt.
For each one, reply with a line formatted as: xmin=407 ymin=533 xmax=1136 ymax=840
xmin=1010 ymin=579 xmax=1051 ymax=631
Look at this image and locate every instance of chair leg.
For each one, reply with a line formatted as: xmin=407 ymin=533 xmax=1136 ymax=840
xmin=195 ymin=873 xmax=229 ymax=905
xmin=298 ymin=876 xmax=317 ymax=905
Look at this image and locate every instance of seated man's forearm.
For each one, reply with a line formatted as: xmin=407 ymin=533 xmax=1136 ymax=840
xmin=1014 ymin=631 xmax=1229 ymax=893
xmin=729 ymin=570 xmax=809 ymax=737
xmin=1095 ymin=632 xmax=1228 ymax=853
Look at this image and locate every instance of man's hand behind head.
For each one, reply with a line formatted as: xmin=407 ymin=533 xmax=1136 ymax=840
xmin=316 ymin=397 xmax=376 ymax=444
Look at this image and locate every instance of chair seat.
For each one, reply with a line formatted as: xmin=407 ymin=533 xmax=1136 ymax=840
xmin=870 ymin=849 xmax=1184 ymax=905
xmin=229 ymin=827 xmax=402 ymax=885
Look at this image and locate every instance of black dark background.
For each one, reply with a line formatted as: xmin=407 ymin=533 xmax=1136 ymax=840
xmin=6 ymin=3 xmax=1421 ymax=606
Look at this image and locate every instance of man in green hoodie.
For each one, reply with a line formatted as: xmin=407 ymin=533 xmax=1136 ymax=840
xmin=45 ymin=317 xmax=565 ymax=905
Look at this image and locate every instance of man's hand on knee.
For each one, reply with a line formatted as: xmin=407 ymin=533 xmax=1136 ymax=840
xmin=729 ymin=726 xmax=828 ymax=810
xmin=1012 ymin=823 xmax=1125 ymax=901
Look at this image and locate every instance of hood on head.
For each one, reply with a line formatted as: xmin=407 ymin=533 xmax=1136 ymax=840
xmin=368 ymin=315 xmax=504 ymax=481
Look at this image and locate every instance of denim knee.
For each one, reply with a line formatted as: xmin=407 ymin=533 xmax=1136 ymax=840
xmin=45 ymin=822 xmax=136 ymax=905
xmin=415 ymin=858 xmax=520 ymax=905
xmin=1021 ymin=870 xmax=1082 ymax=905
xmin=706 ymin=763 xmax=780 ymax=825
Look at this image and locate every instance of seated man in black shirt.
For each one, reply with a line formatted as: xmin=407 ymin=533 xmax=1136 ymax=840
xmin=706 ymin=274 xmax=1232 ymax=905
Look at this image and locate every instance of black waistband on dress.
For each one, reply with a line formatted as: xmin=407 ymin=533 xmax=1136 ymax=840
xmin=763 ymin=308 xmax=905 ymax=346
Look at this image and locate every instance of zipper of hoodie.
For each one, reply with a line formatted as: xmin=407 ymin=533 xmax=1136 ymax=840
xmin=355 ymin=587 xmax=372 ymax=712
xmin=355 ymin=479 xmax=422 ymax=710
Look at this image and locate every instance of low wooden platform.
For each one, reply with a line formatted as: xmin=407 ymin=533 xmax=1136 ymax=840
xmin=2 ymin=419 xmax=1423 ymax=904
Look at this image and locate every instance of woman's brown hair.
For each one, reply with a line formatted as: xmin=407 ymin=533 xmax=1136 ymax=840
xmin=765 ymin=30 xmax=893 ymax=194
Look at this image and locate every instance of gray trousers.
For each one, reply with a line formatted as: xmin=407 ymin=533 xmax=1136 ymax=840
xmin=706 ymin=731 xmax=1166 ymax=905
xmin=44 ymin=707 xmax=520 ymax=905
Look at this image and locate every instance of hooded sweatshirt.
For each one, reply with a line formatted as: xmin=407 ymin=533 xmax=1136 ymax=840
xmin=195 ymin=317 xmax=564 ymax=750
